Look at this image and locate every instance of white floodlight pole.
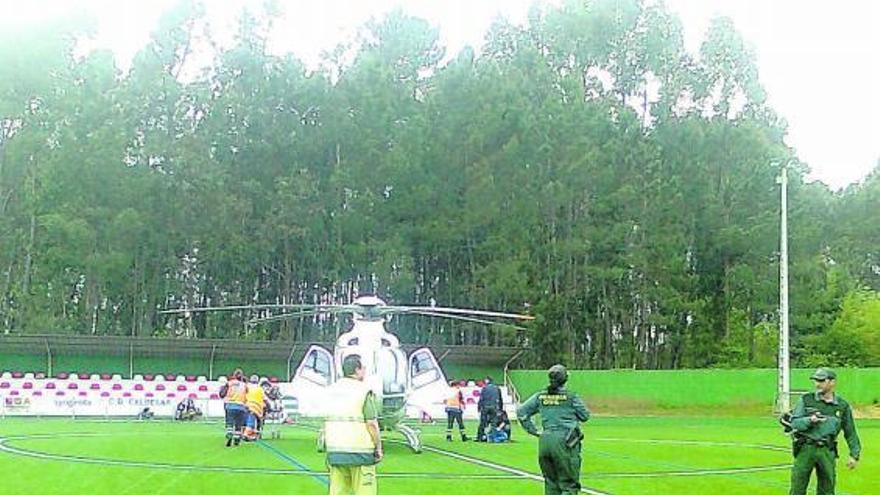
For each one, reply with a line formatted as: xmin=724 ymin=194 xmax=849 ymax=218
xmin=776 ymin=162 xmax=791 ymax=412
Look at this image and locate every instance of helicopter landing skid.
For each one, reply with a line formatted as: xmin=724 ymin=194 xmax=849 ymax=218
xmin=397 ymin=424 xmax=423 ymax=453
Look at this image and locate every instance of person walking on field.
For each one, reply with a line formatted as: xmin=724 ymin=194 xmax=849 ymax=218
xmin=517 ymin=365 xmax=590 ymax=495
xmin=323 ymin=355 xmax=383 ymax=495
xmin=220 ymin=368 xmax=248 ymax=447
xmin=788 ymin=367 xmax=861 ymax=495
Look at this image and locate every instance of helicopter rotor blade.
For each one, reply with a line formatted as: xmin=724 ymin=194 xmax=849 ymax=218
xmin=246 ymin=306 xmax=358 ymax=326
xmin=159 ymin=304 xmax=349 ymax=315
xmin=401 ymin=310 xmax=530 ymax=331
xmin=390 ymin=305 xmax=534 ymax=321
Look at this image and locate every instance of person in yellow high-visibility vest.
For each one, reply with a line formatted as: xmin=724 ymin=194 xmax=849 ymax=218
xmin=220 ymin=368 xmax=248 ymax=447
xmin=243 ymin=374 xmax=265 ymax=441
xmin=324 ymin=354 xmax=383 ymax=495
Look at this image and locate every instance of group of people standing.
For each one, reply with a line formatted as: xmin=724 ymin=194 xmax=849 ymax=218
xmin=224 ymin=361 xmax=862 ymax=495
xmin=443 ymin=377 xmax=511 ymax=443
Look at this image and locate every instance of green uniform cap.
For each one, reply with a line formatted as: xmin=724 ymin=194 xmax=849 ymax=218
xmin=810 ymin=367 xmax=836 ymax=381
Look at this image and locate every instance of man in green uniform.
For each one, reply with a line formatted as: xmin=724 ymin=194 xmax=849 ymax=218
xmin=324 ymin=355 xmax=383 ymax=495
xmin=789 ymin=367 xmax=861 ymax=495
xmin=517 ymin=364 xmax=590 ymax=495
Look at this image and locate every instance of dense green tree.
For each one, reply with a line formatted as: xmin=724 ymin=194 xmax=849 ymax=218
xmin=0 ymin=1 xmax=876 ymax=369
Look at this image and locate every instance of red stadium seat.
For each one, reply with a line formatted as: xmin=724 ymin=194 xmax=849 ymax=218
xmin=156 ymin=384 xmax=166 ymax=391
xmin=23 ymin=382 xmax=33 ymax=389
xmin=35 ymin=372 xmax=46 ymax=379
xmin=269 ymin=376 xmax=279 ymax=383
xmin=185 ymin=375 xmax=196 ymax=382
xmin=56 ymin=372 xmax=69 ymax=379
xmin=32 ymin=391 xmax=43 ymax=397
xmin=198 ymin=385 xmax=208 ymax=392
xmin=177 ymin=385 xmax=187 ymax=391
xmin=9 ymin=390 xmax=18 ymax=396
xmin=144 ymin=374 xmax=154 ymax=381
xmin=11 ymin=372 xmax=24 ymax=379
xmin=55 ymin=391 xmax=65 ymax=396
xmin=78 ymin=391 xmax=87 ymax=397
xmin=101 ymin=374 xmax=112 ymax=380
xmin=78 ymin=373 xmax=89 ymax=380
xmin=145 ymin=392 xmax=154 ymax=398
xmin=165 ymin=374 xmax=176 ymax=381
xmin=188 ymin=393 xmax=198 ymax=399
xmin=166 ymin=393 xmax=176 ymax=398
xmin=134 ymin=384 xmax=144 ymax=391
xmin=101 ymin=392 xmax=110 ymax=398
xmin=123 ymin=392 xmax=132 ymax=397
xmin=45 ymin=382 xmax=56 ymax=390
xmin=67 ymin=383 xmax=78 ymax=390
xmin=209 ymin=394 xmax=220 ymax=400
xmin=112 ymin=384 xmax=122 ymax=390
xmin=0 ymin=382 xmax=10 ymax=389
xmin=90 ymin=383 xmax=100 ymax=390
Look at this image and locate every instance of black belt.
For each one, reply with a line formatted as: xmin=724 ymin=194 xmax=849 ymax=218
xmin=803 ymin=438 xmax=832 ymax=448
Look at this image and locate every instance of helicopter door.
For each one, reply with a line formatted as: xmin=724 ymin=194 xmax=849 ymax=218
xmin=406 ymin=348 xmax=448 ymax=420
xmin=290 ymin=345 xmax=335 ymax=416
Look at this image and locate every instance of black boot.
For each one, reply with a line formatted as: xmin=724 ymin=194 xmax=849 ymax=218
xmin=461 ymin=433 xmax=469 ymax=442
xmin=446 ymin=433 xmax=453 ymax=441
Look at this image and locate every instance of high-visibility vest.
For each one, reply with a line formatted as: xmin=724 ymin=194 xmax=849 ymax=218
xmin=323 ymin=378 xmax=375 ymax=455
xmin=246 ymin=385 xmax=265 ymax=416
xmin=224 ymin=379 xmax=247 ymax=406
xmin=445 ymin=388 xmax=464 ymax=410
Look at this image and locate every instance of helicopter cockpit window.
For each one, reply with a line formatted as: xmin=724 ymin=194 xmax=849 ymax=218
xmin=302 ymin=349 xmax=332 ymax=386
xmin=410 ymin=352 xmax=440 ymax=387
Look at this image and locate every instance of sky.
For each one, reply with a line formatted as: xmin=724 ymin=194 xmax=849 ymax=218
xmin=1 ymin=0 xmax=877 ymax=189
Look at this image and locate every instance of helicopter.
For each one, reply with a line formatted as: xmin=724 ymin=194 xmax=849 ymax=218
xmin=162 ymin=295 xmax=532 ymax=452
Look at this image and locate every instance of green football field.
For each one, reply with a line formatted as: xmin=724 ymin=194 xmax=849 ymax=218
xmin=0 ymin=416 xmax=875 ymax=495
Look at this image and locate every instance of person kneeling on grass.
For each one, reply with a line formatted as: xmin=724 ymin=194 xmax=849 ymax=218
xmin=487 ymin=410 xmax=511 ymax=443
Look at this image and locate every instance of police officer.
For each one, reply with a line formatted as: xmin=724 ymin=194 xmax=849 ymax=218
xmin=789 ymin=367 xmax=861 ymax=495
xmin=517 ymin=364 xmax=590 ymax=495
xmin=476 ymin=376 xmax=503 ymax=442
xmin=324 ymin=355 xmax=383 ymax=495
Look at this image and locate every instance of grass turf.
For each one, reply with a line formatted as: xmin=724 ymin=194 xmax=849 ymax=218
xmin=0 ymin=416 xmax=876 ymax=495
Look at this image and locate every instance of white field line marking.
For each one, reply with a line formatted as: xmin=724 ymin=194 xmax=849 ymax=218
xmin=0 ymin=434 xmax=531 ymax=480
xmin=592 ymin=437 xmax=790 ymax=452
xmin=421 ymin=445 xmax=613 ymax=495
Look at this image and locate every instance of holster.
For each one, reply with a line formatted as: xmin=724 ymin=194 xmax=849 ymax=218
xmin=792 ymin=436 xmax=805 ymax=458
xmin=565 ymin=426 xmax=584 ymax=449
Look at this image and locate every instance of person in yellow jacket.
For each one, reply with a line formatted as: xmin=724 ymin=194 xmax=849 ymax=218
xmin=323 ymin=354 xmax=382 ymax=495
xmin=220 ymin=368 xmax=248 ymax=447
xmin=243 ymin=374 xmax=265 ymax=441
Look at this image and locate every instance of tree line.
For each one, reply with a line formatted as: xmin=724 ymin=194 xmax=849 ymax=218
xmin=1 ymin=0 xmax=877 ymax=368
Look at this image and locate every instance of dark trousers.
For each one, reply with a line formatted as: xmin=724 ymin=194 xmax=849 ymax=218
xmin=538 ymin=430 xmax=582 ymax=495
xmin=790 ymin=443 xmax=836 ymax=495
xmin=224 ymin=404 xmax=247 ymax=442
xmin=477 ymin=408 xmax=497 ymax=441
xmin=446 ymin=409 xmax=465 ymax=436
